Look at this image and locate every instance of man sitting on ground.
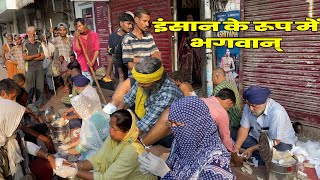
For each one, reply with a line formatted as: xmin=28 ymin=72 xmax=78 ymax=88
xmin=62 ymin=74 xmax=100 ymax=129
xmin=202 ymin=88 xmax=237 ymax=153
xmin=212 ymin=68 xmax=242 ymax=134
xmin=232 ymin=85 xmax=298 ymax=166
xmin=61 ymin=67 xmax=81 ymax=105
xmin=123 ymin=57 xmax=183 ymax=148
xmin=62 ymin=54 xmax=80 ymax=86
xmin=1 ymin=78 xmax=55 ymax=154
xmin=170 ymin=70 xmax=196 ymax=96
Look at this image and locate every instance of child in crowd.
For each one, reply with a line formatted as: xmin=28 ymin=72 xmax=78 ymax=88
xmin=170 ymin=70 xmax=196 ymax=96
xmin=61 ymin=67 xmax=82 ymax=105
xmin=59 ymin=55 xmax=68 ymax=75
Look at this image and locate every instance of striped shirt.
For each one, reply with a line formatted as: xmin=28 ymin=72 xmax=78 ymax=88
xmin=213 ymin=80 xmax=241 ymax=128
xmin=122 ymin=32 xmax=159 ymax=64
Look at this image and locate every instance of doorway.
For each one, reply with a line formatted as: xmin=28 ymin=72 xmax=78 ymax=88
xmin=74 ymin=2 xmax=96 ymax=32
xmin=176 ymin=0 xmax=201 ymax=85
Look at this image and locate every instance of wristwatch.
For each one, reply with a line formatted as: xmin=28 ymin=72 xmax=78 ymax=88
xmin=272 ymin=140 xmax=279 ymax=146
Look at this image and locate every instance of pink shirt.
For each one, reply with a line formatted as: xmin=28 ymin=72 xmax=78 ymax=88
xmin=202 ymin=97 xmax=236 ymax=152
xmin=60 ymin=60 xmax=68 ymax=74
xmin=72 ymin=31 xmax=100 ymax=72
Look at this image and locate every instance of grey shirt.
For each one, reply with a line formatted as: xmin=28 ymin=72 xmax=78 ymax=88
xmin=240 ymin=98 xmax=298 ymax=145
xmin=23 ymin=40 xmax=43 ymax=71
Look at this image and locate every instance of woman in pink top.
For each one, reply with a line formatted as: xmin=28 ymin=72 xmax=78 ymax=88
xmin=202 ymin=88 xmax=237 ymax=153
xmin=73 ymin=18 xmax=100 ymax=84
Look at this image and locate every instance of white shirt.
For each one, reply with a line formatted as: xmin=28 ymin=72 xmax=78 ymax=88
xmin=41 ymin=42 xmax=55 ymax=58
xmin=240 ymin=98 xmax=298 ymax=145
xmin=41 ymin=42 xmax=55 ymax=69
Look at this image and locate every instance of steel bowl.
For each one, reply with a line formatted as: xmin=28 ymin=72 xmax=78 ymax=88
xmin=50 ymin=119 xmax=70 ymax=142
xmin=44 ymin=106 xmax=56 ymax=124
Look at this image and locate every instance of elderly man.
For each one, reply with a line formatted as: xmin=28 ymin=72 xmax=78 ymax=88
xmin=2 ymin=33 xmax=14 ymax=69
xmin=212 ymin=68 xmax=241 ymax=131
xmin=233 ymin=85 xmax=297 ymax=165
xmin=124 ymin=57 xmax=183 ymax=147
xmin=23 ymin=26 xmax=45 ymax=107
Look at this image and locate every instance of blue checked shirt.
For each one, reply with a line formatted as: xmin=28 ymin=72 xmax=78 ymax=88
xmin=124 ymin=76 xmax=183 ymax=132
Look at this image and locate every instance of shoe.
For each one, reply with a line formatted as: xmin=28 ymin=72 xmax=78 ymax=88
xmin=2 ymin=65 xmax=6 ymax=69
xmin=103 ymin=76 xmax=112 ymax=82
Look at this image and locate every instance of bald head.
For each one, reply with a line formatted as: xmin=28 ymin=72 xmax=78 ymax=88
xmin=212 ymin=68 xmax=226 ymax=85
xmin=213 ymin=68 xmax=226 ymax=77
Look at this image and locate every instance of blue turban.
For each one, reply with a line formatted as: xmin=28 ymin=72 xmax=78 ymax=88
xmin=72 ymin=75 xmax=90 ymax=87
xmin=243 ymin=86 xmax=271 ymax=105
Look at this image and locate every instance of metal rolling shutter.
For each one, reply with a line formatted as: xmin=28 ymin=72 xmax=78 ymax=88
xmin=242 ymin=0 xmax=320 ymax=125
xmin=110 ymin=0 xmax=173 ymax=71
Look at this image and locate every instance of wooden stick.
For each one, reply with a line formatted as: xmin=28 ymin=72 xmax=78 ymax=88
xmin=49 ymin=19 xmax=56 ymax=96
xmin=77 ymin=37 xmax=107 ymax=104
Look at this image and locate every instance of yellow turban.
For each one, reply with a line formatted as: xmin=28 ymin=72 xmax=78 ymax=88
xmin=132 ymin=66 xmax=165 ymax=119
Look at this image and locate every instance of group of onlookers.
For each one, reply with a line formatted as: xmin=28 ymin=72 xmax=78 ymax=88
xmin=0 ymin=6 xmax=298 ymax=180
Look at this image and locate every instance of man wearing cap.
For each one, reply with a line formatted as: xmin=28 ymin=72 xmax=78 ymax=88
xmin=233 ymin=85 xmax=297 ymax=165
xmin=51 ymin=22 xmax=73 ymax=62
xmin=62 ymin=74 xmax=100 ymax=128
xmin=123 ymin=57 xmax=183 ymax=147
xmin=103 ymin=12 xmax=134 ymax=83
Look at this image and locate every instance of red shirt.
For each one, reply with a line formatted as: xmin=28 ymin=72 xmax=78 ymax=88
xmin=72 ymin=31 xmax=100 ymax=72
xmin=202 ymin=96 xmax=236 ymax=152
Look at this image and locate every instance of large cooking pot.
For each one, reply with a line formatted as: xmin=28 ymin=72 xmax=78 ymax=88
xmin=259 ymin=130 xmax=298 ymax=180
xmin=50 ymin=119 xmax=70 ymax=142
xmin=268 ymin=160 xmax=297 ymax=180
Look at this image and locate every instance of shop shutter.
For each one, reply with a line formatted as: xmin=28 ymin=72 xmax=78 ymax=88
xmin=242 ymin=0 xmax=320 ymax=125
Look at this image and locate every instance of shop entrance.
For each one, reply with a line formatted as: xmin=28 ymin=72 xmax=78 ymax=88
xmin=176 ymin=0 xmax=201 ymax=85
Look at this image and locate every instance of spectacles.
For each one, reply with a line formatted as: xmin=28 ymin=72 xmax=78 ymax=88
xmin=246 ymin=102 xmax=259 ymax=108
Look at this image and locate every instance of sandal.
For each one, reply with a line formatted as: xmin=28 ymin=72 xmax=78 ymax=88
xmin=103 ymin=76 xmax=112 ymax=83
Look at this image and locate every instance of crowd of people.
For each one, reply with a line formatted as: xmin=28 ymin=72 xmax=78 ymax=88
xmin=0 ymin=7 xmax=298 ymax=180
